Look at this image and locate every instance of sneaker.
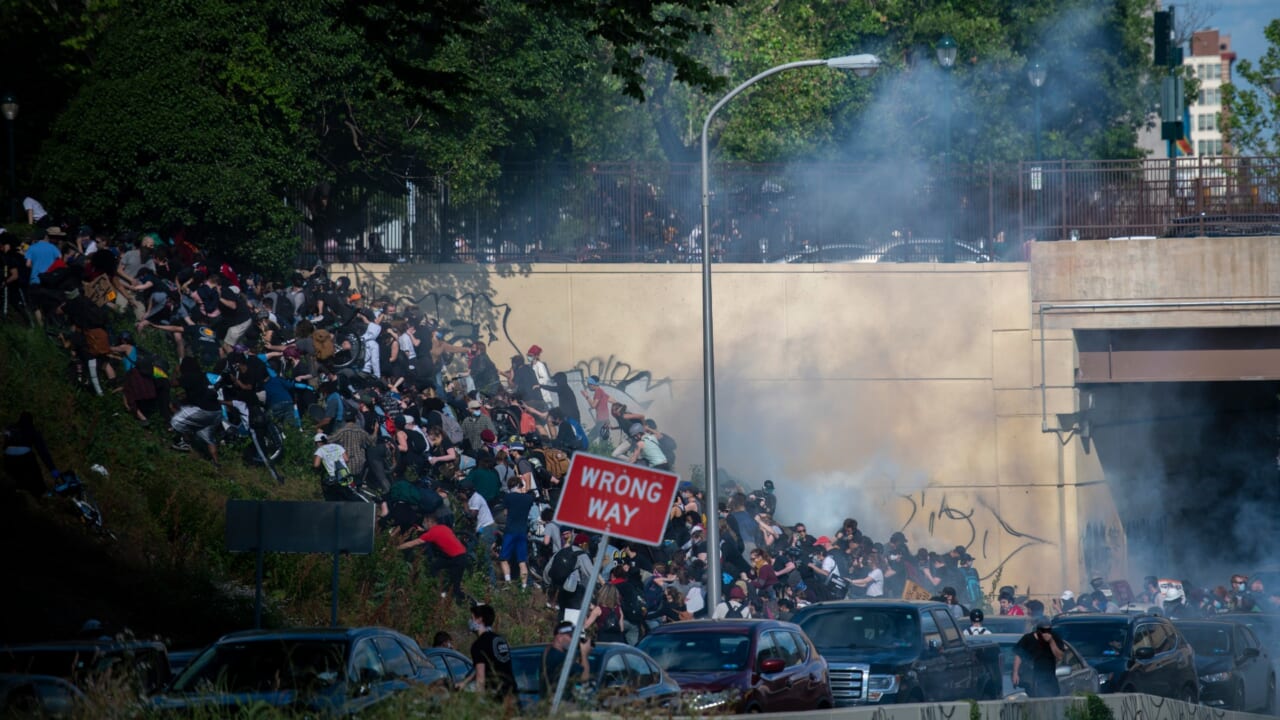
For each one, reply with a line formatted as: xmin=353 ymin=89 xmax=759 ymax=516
xmin=171 ymin=440 xmax=192 ymax=452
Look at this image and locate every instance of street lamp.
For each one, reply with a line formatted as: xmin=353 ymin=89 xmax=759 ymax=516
xmin=700 ymin=52 xmax=880 ymax=613
xmin=1 ymin=94 xmax=15 ymax=223
xmin=936 ymin=36 xmax=956 ymax=262
xmin=1028 ymin=61 xmax=1047 ymax=160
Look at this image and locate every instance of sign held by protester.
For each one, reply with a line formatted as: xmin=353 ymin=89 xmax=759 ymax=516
xmin=553 ymin=453 xmax=680 ymax=545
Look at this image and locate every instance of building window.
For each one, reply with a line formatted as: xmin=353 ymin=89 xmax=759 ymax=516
xmin=1198 ymin=87 xmax=1221 ymax=105
xmin=1199 ymin=62 xmax=1221 ymax=81
xmin=1197 ymin=139 xmax=1224 ymax=156
xmin=1197 ymin=113 xmax=1218 ymax=132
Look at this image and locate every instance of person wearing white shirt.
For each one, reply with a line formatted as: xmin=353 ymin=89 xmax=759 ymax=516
xmin=527 ymin=344 xmax=557 ymax=408
xmin=23 ymin=196 xmax=47 ymax=225
xmin=850 ymin=554 xmax=885 ymax=597
xmin=464 ymin=484 xmax=497 ymax=582
xmin=360 ymin=320 xmax=382 ymax=376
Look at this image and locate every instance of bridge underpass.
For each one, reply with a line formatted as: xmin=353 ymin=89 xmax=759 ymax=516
xmin=1069 ymin=327 xmax=1280 ymax=584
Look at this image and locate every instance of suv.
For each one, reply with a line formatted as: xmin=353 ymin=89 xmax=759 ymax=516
xmin=1051 ymin=613 xmax=1199 ymax=702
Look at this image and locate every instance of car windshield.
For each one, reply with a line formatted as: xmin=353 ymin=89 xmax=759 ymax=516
xmin=1054 ymin=624 xmax=1128 ymax=659
xmin=169 ymin=639 xmax=348 ymax=694
xmin=797 ymin=609 xmax=921 ymax=652
xmin=637 ymin=632 xmax=751 ymax=673
xmin=1179 ymin=626 xmax=1232 ymax=656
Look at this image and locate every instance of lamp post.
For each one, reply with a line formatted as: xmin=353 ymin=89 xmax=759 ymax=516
xmin=1 ymin=94 xmax=16 ymax=223
xmin=936 ymin=36 xmax=957 ymax=263
xmin=700 ymin=53 xmax=879 ymax=613
xmin=1028 ymin=61 xmax=1047 ymax=160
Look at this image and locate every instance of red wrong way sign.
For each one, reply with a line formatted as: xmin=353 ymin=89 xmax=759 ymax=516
xmin=553 ymin=453 xmax=681 ymax=545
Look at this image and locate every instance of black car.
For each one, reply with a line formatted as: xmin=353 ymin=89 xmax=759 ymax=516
xmin=1165 ymin=213 xmax=1280 ymax=238
xmin=1220 ymin=612 xmax=1280 ymax=660
xmin=0 ymin=674 xmax=84 ymax=718
xmin=958 ymin=615 xmax=1032 ymax=635
xmin=150 ymin=627 xmax=451 ymax=715
xmin=0 ymin=639 xmax=171 ymax=696
xmin=1175 ymin=619 xmax=1275 ymax=712
xmin=1051 ymin=613 xmax=1199 ymax=702
xmin=509 ymin=642 xmax=681 ymax=712
xmin=417 ymin=647 xmax=474 ymax=689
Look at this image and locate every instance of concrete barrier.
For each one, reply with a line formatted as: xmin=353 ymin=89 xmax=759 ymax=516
xmin=721 ymin=694 xmax=1271 ymax=720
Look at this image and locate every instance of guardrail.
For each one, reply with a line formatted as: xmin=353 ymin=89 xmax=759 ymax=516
xmin=295 ymin=158 xmax=1280 ymax=265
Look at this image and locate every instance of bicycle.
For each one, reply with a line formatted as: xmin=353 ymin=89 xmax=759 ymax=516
xmin=50 ymin=471 xmax=118 ymax=542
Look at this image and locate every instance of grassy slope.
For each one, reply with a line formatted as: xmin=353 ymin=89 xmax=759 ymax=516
xmin=0 ymin=324 xmax=554 ymax=651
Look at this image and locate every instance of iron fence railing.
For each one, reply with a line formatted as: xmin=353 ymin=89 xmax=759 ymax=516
xmin=295 ymin=157 xmax=1280 ymax=265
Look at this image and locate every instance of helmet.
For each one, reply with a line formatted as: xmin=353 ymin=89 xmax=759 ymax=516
xmin=969 ymin=609 xmax=984 ymax=623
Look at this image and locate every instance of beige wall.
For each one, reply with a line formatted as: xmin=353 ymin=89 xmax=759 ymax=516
xmin=335 ymin=261 xmax=1095 ymax=601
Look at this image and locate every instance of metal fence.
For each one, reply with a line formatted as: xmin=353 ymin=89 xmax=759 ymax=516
xmin=295 ymin=157 xmax=1280 ymax=265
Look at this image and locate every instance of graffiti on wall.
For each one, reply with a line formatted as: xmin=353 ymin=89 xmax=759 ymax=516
xmin=395 ymin=289 xmax=673 ymax=421
xmin=897 ymin=490 xmax=1054 ymax=585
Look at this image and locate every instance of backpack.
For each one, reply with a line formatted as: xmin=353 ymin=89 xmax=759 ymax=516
xmin=566 ymin=418 xmax=590 ymax=451
xmin=599 ymin=606 xmax=622 ymax=633
xmin=534 ymin=447 xmax=571 ymax=479
xmin=313 ymin=328 xmax=335 ymax=361
xmin=725 ymin=600 xmax=746 ymax=619
xmin=620 ymin=586 xmax=647 ymax=623
xmin=438 ymin=410 xmax=464 ymax=445
xmin=657 ymin=434 xmax=677 ymax=465
xmin=274 ymin=292 xmax=295 ymax=324
xmin=643 ymin=579 xmax=666 ymax=620
xmin=547 ymin=547 xmax=581 ymax=589
xmin=134 ymin=347 xmax=170 ymax=379
xmin=406 ymin=427 xmax=428 ymax=455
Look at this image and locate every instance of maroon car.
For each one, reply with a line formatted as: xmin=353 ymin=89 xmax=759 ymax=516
xmin=637 ymin=619 xmax=832 ymax=713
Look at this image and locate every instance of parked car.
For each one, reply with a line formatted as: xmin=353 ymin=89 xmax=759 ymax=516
xmin=508 ymin=641 xmax=681 ymax=712
xmin=984 ymin=633 xmax=1100 ymax=698
xmin=1051 ymin=613 xmax=1199 ymax=702
xmin=853 ymin=239 xmax=992 ymax=263
xmin=150 ymin=627 xmax=451 ymax=715
xmin=166 ymin=649 xmax=202 ymax=681
xmin=636 ymin=619 xmax=831 ymax=714
xmin=0 ymin=639 xmax=171 ymax=696
xmin=417 ymin=646 xmax=474 ymax=689
xmin=0 ymin=673 xmax=84 ymax=718
xmin=1219 ymin=612 xmax=1280 ymax=660
xmin=958 ymin=615 xmax=1033 ymax=635
xmin=790 ymin=600 xmax=1001 ymax=706
xmin=1174 ymin=619 xmax=1275 ymax=712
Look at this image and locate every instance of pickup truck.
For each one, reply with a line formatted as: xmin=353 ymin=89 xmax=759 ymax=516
xmin=791 ymin=599 xmax=1001 ymax=706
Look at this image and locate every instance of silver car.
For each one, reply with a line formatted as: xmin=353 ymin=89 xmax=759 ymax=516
xmin=985 ymin=633 xmax=1100 ymax=699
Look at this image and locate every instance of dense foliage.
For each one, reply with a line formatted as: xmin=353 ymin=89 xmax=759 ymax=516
xmin=1 ymin=0 xmax=1165 ymax=267
xmin=1222 ymin=19 xmax=1280 ymax=159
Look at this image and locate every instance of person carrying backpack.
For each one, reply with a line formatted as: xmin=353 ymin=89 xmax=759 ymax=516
xmin=714 ymin=585 xmax=753 ymax=619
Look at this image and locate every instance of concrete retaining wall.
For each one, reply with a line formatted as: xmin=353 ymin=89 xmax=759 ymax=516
xmin=741 ymin=694 xmax=1265 ymax=720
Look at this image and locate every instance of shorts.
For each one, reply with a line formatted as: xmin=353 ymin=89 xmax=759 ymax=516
xmin=500 ymin=531 xmax=529 ymax=563
xmin=222 ymin=318 xmax=252 ymax=347
xmin=171 ymin=406 xmax=222 ymax=446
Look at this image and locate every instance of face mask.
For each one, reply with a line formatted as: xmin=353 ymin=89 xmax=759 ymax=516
xmin=1234 ymin=583 xmax=1246 ymax=590
xmin=468 ymin=618 xmax=482 ymax=633
xmin=472 ymin=410 xmax=482 ymax=417
xmin=527 ymin=356 xmax=535 ymax=363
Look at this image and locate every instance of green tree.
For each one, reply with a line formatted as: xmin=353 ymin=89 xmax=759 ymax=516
xmin=1222 ymin=19 xmax=1280 ymax=158
xmin=22 ymin=0 xmax=735 ymax=272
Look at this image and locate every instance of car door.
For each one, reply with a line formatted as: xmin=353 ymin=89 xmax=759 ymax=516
xmin=753 ymin=631 xmax=791 ymax=711
xmin=596 ymin=651 xmax=630 ymax=708
xmin=931 ymin=609 xmax=972 ymax=699
xmin=374 ymin=636 xmax=423 ymax=694
xmin=1235 ymin=625 xmax=1265 ymax=710
xmin=767 ymin=630 xmax=809 ymax=710
xmin=620 ymin=650 xmax=665 ymax=709
xmin=1060 ymin=644 xmax=1097 ymax=695
xmin=347 ymin=638 xmax=395 ymax=712
xmin=917 ymin=610 xmax=948 ymax=700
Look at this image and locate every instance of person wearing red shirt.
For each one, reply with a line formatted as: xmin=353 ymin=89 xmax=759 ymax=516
xmin=397 ymin=514 xmax=468 ymax=603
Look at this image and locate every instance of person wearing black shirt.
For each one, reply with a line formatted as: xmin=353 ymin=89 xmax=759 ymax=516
xmin=1013 ymin=618 xmax=1064 ymax=697
xmin=170 ymin=357 xmax=223 ymax=462
xmin=460 ymin=604 xmax=516 ymax=700
xmin=540 ymin=621 xmax=591 ymax=698
xmin=219 ymin=276 xmax=252 ymax=349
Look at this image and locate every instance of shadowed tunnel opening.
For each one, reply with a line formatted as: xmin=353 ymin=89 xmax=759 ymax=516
xmin=1085 ymin=380 xmax=1280 ymax=586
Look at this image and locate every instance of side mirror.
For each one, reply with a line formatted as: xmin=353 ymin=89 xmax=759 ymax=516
xmin=1242 ymin=647 xmax=1261 ymax=659
xmin=1134 ymin=647 xmax=1156 ymax=661
xmin=760 ymin=658 xmax=786 ymax=674
xmin=1055 ymin=665 xmax=1072 ymax=678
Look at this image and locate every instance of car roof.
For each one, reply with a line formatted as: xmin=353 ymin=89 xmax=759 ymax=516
xmin=0 ymin=639 xmax=168 ymax=653
xmin=641 ymin=619 xmax=802 ymax=635
xmin=1051 ymin=613 xmax=1144 ymax=624
xmin=1171 ymin=618 xmax=1238 ymax=627
xmin=215 ymin=626 xmax=398 ymax=643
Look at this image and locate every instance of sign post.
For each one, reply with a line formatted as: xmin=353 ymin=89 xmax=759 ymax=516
xmin=548 ymin=453 xmax=680 ymax=714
